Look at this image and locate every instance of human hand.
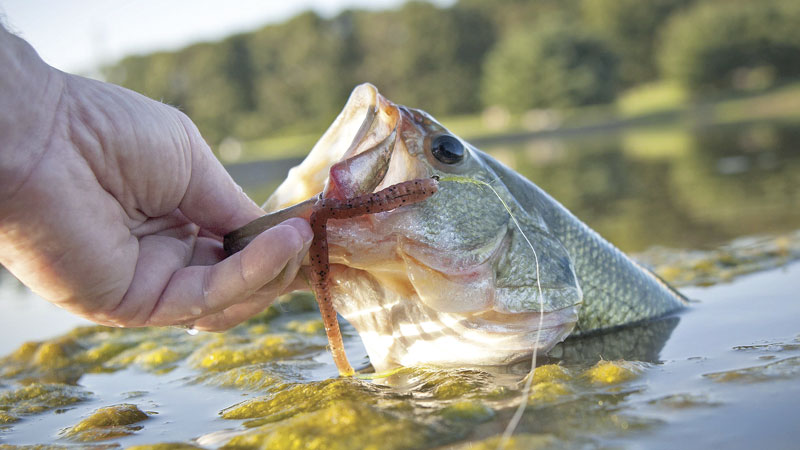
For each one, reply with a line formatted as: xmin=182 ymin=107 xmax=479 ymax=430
xmin=0 ymin=28 xmax=312 ymax=331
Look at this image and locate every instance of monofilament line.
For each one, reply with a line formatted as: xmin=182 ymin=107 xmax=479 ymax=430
xmin=438 ymin=176 xmax=544 ymax=449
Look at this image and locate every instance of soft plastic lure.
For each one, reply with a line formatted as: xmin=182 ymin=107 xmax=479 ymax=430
xmin=309 ymin=177 xmax=439 ymax=375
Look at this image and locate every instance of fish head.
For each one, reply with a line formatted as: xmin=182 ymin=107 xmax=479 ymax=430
xmin=259 ymin=84 xmax=582 ymax=371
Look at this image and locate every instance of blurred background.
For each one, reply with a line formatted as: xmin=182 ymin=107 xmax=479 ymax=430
xmin=1 ymin=0 xmax=799 ymax=342
xmin=3 ymin=0 xmax=799 ymax=252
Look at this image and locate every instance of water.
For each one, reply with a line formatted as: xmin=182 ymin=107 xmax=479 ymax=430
xmin=1 ymin=119 xmax=799 ymax=448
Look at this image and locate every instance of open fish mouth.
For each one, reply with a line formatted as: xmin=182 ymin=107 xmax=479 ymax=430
xmin=263 ymin=83 xmax=405 ymax=212
xmin=226 ymin=83 xmax=585 ymax=372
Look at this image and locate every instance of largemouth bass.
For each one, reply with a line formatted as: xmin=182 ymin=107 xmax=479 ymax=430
xmin=226 ymin=84 xmax=687 ymax=372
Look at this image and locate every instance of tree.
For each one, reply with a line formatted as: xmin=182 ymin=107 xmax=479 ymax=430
xmin=581 ymin=0 xmax=695 ymax=86
xmin=352 ymin=1 xmax=493 ymax=114
xmin=659 ymin=0 xmax=800 ymax=94
xmin=481 ymin=23 xmax=619 ymax=111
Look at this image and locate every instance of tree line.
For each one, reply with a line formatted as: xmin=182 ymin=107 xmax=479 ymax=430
xmin=103 ymin=0 xmax=800 ymax=147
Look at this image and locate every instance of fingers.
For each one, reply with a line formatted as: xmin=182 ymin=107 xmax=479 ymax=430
xmin=175 ymin=114 xmax=266 ymax=236
xmin=144 ymin=218 xmax=312 ymax=327
xmin=188 ymin=236 xmax=227 ymax=266
xmin=192 ymin=247 xmax=306 ymax=331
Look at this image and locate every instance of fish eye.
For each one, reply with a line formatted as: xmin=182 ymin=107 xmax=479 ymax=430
xmin=430 ymin=135 xmax=464 ymax=164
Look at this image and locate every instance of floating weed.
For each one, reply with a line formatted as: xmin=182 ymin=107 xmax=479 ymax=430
xmin=454 ymin=433 xmax=565 ymax=450
xmin=220 ymin=378 xmax=394 ymax=427
xmin=0 ymin=383 xmax=91 ymax=417
xmin=584 ymin=361 xmax=643 ymax=386
xmin=527 ymin=381 xmax=572 ymax=404
xmin=0 ymin=411 xmax=18 ymax=424
xmin=285 ymin=319 xmax=325 ymax=335
xmin=705 ymin=356 xmax=800 ymax=383
xmin=221 ymin=400 xmax=430 ymax=450
xmin=531 ymin=364 xmax=572 ymax=384
xmin=194 ymin=365 xmax=284 ymax=392
xmin=128 ymin=444 xmax=204 ymax=450
xmin=188 ymin=334 xmax=313 ymax=372
xmin=62 ymin=403 xmax=149 ymax=442
xmin=647 ymin=393 xmax=721 ymax=410
xmin=439 ymin=400 xmax=494 ymax=422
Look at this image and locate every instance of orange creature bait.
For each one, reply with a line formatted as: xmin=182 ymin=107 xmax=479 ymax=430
xmin=308 ymin=177 xmax=439 ymax=375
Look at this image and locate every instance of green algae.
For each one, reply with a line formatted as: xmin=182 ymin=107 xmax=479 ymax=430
xmin=453 ymin=433 xmax=565 ymax=450
xmin=63 ymin=403 xmax=149 ymax=442
xmin=0 ymin=292 xmax=662 ymax=450
xmin=0 ymin=338 xmax=85 ymax=384
xmin=385 ymin=367 xmax=509 ymax=401
xmin=640 ymin=231 xmax=800 ymax=287
xmin=0 ymin=411 xmax=18 ymax=424
xmin=221 ymin=378 xmax=394 ymax=426
xmin=189 ymin=334 xmax=312 ymax=372
xmin=242 ymin=292 xmax=318 ymax=327
xmin=107 ymin=342 xmax=186 ymax=371
xmin=127 ymin=444 xmax=204 ymax=450
xmin=0 ymin=383 xmax=90 ymax=417
xmin=704 ymin=356 xmax=800 ymax=383
xmin=527 ymin=381 xmax=573 ymax=404
xmin=194 ymin=365 xmax=283 ymax=391
xmin=0 ymin=326 xmax=194 ymax=383
xmin=78 ymin=341 xmax=136 ymax=366
xmin=0 ymin=445 xmax=119 ymax=450
xmin=583 ymin=360 xmax=643 ymax=386
xmin=285 ymin=319 xmax=325 ymax=335
xmin=0 ymin=281 xmax=684 ymax=449
xmin=222 ymin=400 xmax=429 ymax=450
xmin=439 ymin=400 xmax=494 ymax=422
xmin=531 ymin=364 xmax=572 ymax=383
xmin=647 ymin=393 xmax=722 ymax=409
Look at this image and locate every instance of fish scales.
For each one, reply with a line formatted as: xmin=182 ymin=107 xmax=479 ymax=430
xmin=479 ymin=153 xmax=686 ymax=333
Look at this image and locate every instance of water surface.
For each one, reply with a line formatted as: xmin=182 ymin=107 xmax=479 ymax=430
xmin=1 ymin=119 xmax=799 ymax=449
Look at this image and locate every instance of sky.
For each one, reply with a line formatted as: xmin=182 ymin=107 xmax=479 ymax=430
xmin=0 ymin=0 xmax=453 ymax=77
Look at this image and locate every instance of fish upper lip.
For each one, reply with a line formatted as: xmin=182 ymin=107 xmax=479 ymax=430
xmin=325 ymin=125 xmax=398 ymax=200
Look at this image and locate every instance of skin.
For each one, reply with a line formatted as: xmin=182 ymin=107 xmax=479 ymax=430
xmin=0 ymin=26 xmax=313 ymax=331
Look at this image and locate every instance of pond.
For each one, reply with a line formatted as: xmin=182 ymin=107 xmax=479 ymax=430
xmin=1 ymin=119 xmax=799 ymax=449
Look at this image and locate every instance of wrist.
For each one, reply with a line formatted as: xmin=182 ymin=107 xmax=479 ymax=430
xmin=0 ymin=26 xmax=67 ymax=197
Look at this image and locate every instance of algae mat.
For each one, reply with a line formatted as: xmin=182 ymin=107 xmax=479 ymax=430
xmin=1 ymin=233 xmax=799 ymax=449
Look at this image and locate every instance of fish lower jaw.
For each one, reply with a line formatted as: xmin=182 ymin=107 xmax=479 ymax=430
xmin=333 ymin=277 xmax=578 ymax=372
xmin=354 ymin=313 xmax=577 ymax=372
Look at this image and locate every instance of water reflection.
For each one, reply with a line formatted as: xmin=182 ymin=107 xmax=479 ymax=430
xmin=231 ymin=120 xmax=800 ymax=253
xmin=552 ymin=316 xmax=681 ymax=364
xmin=478 ymin=120 xmax=800 ymax=252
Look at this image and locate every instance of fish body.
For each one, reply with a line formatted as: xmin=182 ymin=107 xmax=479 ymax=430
xmin=227 ymin=84 xmax=686 ymax=372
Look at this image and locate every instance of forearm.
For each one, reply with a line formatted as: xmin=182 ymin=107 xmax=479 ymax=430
xmin=0 ymin=25 xmax=66 ymax=195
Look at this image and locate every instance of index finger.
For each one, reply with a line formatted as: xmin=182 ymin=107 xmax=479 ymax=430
xmin=144 ymin=218 xmax=312 ymax=326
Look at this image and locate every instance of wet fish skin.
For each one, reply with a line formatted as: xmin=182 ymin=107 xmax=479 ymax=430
xmin=227 ymin=83 xmax=687 ymax=370
xmin=476 ymin=152 xmax=688 ymax=333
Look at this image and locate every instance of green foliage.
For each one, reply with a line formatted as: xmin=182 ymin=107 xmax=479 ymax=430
xmin=581 ymin=0 xmax=696 ymax=85
xmin=350 ymin=2 xmax=493 ymax=114
xmin=659 ymin=0 xmax=800 ymax=94
xmin=481 ymin=23 xmax=619 ymax=111
xmin=100 ymin=0 xmax=800 ymax=147
xmin=456 ymin=0 xmax=581 ymax=33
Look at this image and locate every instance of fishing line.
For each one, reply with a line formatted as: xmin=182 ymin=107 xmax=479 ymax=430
xmin=438 ymin=175 xmax=544 ymax=450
